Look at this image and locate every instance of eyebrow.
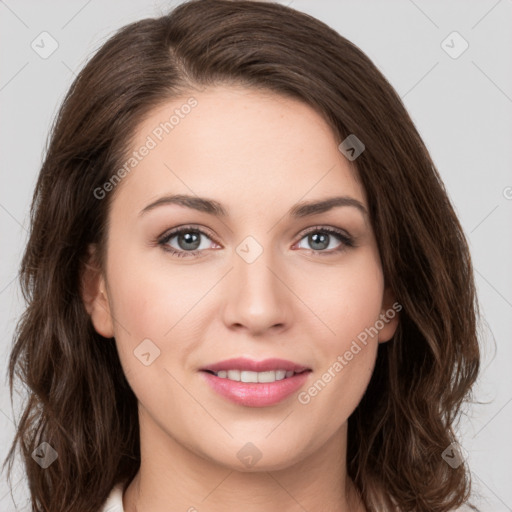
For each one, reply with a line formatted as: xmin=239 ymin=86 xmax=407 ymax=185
xmin=139 ymin=194 xmax=368 ymax=219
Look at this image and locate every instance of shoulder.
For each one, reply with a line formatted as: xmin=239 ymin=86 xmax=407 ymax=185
xmin=99 ymin=482 xmax=125 ymax=512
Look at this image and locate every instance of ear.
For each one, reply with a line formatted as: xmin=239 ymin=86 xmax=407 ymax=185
xmin=377 ymin=286 xmax=401 ymax=343
xmin=80 ymin=244 xmax=115 ymax=338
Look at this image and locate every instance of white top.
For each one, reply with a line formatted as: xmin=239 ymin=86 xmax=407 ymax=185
xmin=100 ymin=483 xmax=125 ymax=512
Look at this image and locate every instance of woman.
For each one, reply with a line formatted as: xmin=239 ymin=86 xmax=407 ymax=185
xmin=4 ymin=1 xmax=480 ymax=510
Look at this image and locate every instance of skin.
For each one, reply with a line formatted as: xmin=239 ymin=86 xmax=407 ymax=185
xmin=82 ymin=85 xmax=399 ymax=512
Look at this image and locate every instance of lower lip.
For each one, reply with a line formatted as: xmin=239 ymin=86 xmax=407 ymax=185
xmin=200 ymin=371 xmax=311 ymax=407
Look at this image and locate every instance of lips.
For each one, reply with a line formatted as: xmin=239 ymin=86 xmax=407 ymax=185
xmin=199 ymin=357 xmax=312 ymax=407
xmin=201 ymin=357 xmax=310 ymax=373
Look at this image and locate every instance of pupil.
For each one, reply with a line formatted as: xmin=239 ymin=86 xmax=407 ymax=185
xmin=310 ymin=232 xmax=328 ymax=250
xmin=179 ymin=232 xmax=200 ymax=250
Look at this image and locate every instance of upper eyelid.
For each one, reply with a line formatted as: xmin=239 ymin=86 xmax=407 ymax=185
xmin=299 ymin=225 xmax=351 ymax=237
xmin=160 ymin=224 xmax=218 ymax=243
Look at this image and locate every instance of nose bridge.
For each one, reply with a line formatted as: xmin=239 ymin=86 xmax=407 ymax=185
xmin=223 ymin=235 xmax=291 ymax=333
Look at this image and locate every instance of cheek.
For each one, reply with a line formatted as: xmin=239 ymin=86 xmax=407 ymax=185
xmin=295 ymin=250 xmax=383 ymax=408
xmin=305 ymin=249 xmax=385 ymax=345
xmin=303 ymin=256 xmax=384 ymax=410
xmin=105 ymin=249 xmax=211 ymax=380
xmin=104 ymin=249 xmax=171 ymax=376
xmin=106 ymin=246 xmax=201 ymax=335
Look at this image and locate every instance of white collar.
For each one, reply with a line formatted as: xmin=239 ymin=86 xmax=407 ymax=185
xmin=100 ymin=483 xmax=125 ymax=512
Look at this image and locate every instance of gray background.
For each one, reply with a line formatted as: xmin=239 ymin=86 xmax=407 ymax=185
xmin=1 ymin=0 xmax=511 ymax=510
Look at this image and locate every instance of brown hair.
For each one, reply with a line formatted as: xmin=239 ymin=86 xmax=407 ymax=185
xmin=4 ymin=1 xmax=480 ymax=510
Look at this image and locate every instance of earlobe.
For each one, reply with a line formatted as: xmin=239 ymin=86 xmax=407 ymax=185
xmin=80 ymin=244 xmax=115 ymax=338
xmin=378 ymin=287 xmax=400 ymax=343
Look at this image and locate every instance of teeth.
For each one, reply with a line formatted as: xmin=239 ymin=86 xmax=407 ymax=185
xmin=227 ymin=369 xmax=240 ymax=381
xmin=240 ymin=370 xmax=258 ymax=383
xmin=214 ymin=369 xmax=295 ymax=383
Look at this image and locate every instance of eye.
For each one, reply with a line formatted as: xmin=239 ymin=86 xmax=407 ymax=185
xmin=294 ymin=226 xmax=354 ymax=255
xmin=157 ymin=225 xmax=218 ymax=258
xmin=157 ymin=225 xmax=355 ymax=258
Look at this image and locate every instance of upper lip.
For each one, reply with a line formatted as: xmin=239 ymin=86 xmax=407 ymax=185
xmin=201 ymin=357 xmax=311 ymax=373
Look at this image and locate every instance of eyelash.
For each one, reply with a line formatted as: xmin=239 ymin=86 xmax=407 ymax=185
xmin=156 ymin=224 xmax=355 ymax=259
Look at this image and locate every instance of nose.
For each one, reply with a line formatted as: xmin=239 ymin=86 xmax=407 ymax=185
xmin=222 ymin=246 xmax=292 ymax=336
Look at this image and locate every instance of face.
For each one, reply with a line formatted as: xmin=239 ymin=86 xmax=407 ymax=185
xmin=83 ymin=85 xmax=399 ymax=472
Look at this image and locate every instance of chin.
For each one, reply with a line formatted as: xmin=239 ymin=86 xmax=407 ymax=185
xmin=202 ymin=442 xmax=306 ymax=473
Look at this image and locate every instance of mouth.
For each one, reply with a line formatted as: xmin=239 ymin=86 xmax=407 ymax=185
xmin=199 ymin=357 xmax=312 ymax=407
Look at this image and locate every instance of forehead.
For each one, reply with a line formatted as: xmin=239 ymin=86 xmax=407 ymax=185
xmin=110 ymin=85 xmax=366 ymax=218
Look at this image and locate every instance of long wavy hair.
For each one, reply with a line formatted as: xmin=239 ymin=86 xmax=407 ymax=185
xmin=3 ymin=1 xmax=480 ymax=510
